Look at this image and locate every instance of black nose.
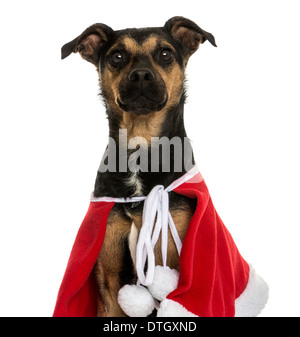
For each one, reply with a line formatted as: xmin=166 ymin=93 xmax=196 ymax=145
xmin=128 ymin=68 xmax=156 ymax=83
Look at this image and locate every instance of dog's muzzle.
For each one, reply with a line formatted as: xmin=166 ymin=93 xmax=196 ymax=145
xmin=117 ymin=67 xmax=168 ymax=114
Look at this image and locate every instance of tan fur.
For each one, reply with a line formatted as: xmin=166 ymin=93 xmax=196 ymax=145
xmin=111 ymin=35 xmax=160 ymax=55
xmin=95 ymin=209 xmax=132 ymax=317
xmin=155 ymin=62 xmax=184 ymax=109
xmin=120 ymin=109 xmax=166 ymax=144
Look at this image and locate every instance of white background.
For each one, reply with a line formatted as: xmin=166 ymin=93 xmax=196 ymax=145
xmin=0 ymin=0 xmax=299 ymax=317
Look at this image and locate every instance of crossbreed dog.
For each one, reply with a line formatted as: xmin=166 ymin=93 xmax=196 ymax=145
xmin=62 ymin=17 xmax=216 ymax=316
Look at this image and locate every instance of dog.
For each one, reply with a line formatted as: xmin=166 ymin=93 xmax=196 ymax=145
xmin=61 ymin=17 xmax=216 ymax=316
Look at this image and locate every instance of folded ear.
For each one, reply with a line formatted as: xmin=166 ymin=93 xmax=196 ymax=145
xmin=61 ymin=23 xmax=114 ymax=65
xmin=165 ymin=17 xmax=216 ymax=57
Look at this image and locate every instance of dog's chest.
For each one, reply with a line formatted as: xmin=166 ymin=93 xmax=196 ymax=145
xmin=126 ymin=201 xmax=194 ymax=272
xmin=125 ymin=171 xmax=144 ymax=196
xmin=125 ymin=143 xmax=148 ymax=196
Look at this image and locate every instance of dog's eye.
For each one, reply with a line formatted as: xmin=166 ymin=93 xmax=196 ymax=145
xmin=110 ymin=52 xmax=124 ymax=65
xmin=160 ymin=49 xmax=173 ymax=62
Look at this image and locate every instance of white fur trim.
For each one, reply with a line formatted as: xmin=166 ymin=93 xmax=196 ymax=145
xmin=157 ymin=264 xmax=268 ymax=317
xmin=235 ymin=264 xmax=269 ymax=317
xmin=148 ymin=266 xmax=179 ymax=301
xmin=157 ymin=299 xmax=197 ymax=317
xmin=118 ymin=284 xmax=156 ymax=317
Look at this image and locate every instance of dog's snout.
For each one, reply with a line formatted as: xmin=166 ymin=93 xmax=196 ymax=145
xmin=128 ymin=68 xmax=156 ymax=83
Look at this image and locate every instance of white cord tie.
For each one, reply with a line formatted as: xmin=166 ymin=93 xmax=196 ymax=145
xmin=135 ymin=185 xmax=182 ymax=286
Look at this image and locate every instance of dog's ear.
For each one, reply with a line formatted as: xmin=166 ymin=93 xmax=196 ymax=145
xmin=61 ymin=23 xmax=114 ymax=65
xmin=165 ymin=17 xmax=216 ymax=56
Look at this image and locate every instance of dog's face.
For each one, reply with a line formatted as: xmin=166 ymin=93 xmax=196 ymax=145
xmin=62 ymin=17 xmax=216 ymax=117
xmin=101 ymin=32 xmax=180 ymax=116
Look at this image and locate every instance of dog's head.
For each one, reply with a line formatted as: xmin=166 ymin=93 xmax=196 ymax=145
xmin=62 ymin=17 xmax=216 ymax=116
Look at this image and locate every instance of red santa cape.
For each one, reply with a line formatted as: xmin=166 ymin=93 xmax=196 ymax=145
xmin=53 ymin=166 xmax=268 ymax=317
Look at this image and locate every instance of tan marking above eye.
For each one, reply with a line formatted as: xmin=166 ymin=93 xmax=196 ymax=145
xmin=107 ymin=36 xmax=175 ymax=57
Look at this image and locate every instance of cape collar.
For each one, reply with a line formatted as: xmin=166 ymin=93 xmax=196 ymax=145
xmin=90 ymin=165 xmax=202 ymax=286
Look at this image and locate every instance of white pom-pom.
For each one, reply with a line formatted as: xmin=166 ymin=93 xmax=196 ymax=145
xmin=118 ymin=284 xmax=155 ymax=317
xmin=147 ymin=266 xmax=179 ymax=301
